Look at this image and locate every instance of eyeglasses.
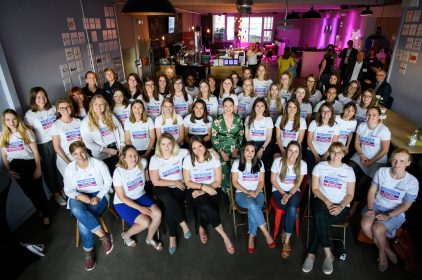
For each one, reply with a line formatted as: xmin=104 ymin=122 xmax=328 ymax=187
xmin=58 ymin=106 xmax=71 ymax=110
xmin=145 ymin=83 xmax=154 ymax=87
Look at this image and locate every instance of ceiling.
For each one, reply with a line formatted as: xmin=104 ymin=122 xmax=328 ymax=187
xmin=169 ymin=0 xmax=402 ymax=14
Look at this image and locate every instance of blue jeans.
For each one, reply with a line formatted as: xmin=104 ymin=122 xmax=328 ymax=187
xmin=272 ymin=191 xmax=301 ymax=234
xmin=235 ymin=192 xmax=265 ymax=236
xmin=69 ymin=192 xmax=108 ymax=251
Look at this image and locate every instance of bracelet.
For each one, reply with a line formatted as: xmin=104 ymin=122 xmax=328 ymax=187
xmin=339 ymin=204 xmax=344 ymax=210
xmin=367 ymin=208 xmax=373 ymax=211
xmin=261 ymin=146 xmax=265 ymax=150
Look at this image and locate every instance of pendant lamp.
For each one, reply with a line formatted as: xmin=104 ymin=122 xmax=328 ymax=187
xmin=121 ymin=0 xmax=176 ymax=16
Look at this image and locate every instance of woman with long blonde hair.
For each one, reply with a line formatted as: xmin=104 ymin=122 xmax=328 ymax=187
xmin=266 ymin=83 xmax=284 ymax=123
xmin=237 ymin=78 xmax=256 ymax=119
xmin=154 ymin=98 xmax=184 ymax=145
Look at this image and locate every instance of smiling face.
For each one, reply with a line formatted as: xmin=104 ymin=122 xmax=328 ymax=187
xmin=158 ymin=76 xmax=167 ymax=89
xmin=286 ymin=101 xmax=298 ymax=117
xmin=173 ymin=79 xmax=183 ymax=92
xmin=71 ymin=89 xmax=84 ymax=104
xmin=348 ymin=82 xmax=358 ymax=95
xmin=57 ymin=102 xmax=72 ymax=118
xmin=342 ymin=105 xmax=356 ymax=121
xmin=186 ymin=75 xmax=195 ymax=87
xmin=4 ymin=113 xmax=18 ymax=131
xmin=222 ymin=79 xmax=233 ymax=92
xmin=113 ymin=90 xmax=125 ymax=105
xmin=223 ymin=99 xmax=234 ymax=114
xmin=320 ymin=105 xmax=332 ymax=121
xmin=243 ymin=79 xmax=253 ymax=95
xmin=280 ymin=74 xmax=290 ymax=87
xmin=105 ymin=70 xmax=115 ymax=82
xmin=254 ymin=101 xmax=266 ymax=116
xmin=124 ymin=147 xmax=139 ymax=168
xmin=71 ymin=147 xmax=87 ymax=162
xmin=35 ymin=91 xmax=48 ymax=110
xmin=193 ymin=102 xmax=205 ymax=118
xmin=286 ymin=144 xmax=300 ymax=163
xmin=326 ymin=88 xmax=337 ymax=102
xmin=191 ymin=140 xmax=206 ymax=158
xmin=243 ymin=69 xmax=252 ymax=79
xmin=144 ymin=80 xmax=155 ymax=95
xmin=361 ymin=90 xmax=373 ymax=107
xmin=295 ymin=88 xmax=306 ymax=101
xmin=162 ymin=101 xmax=173 ymax=116
xmin=159 ymin=137 xmax=174 ymax=155
xmin=257 ymin=65 xmax=266 ymax=79
xmin=306 ymin=77 xmax=316 ymax=89
xmin=391 ymin=152 xmax=411 ymax=171
xmin=244 ymin=144 xmax=256 ymax=163
xmin=329 ymin=75 xmax=338 ymax=85
xmin=329 ymin=147 xmax=345 ymax=163
xmin=131 ymin=102 xmax=143 ymax=118
xmin=85 ymin=72 xmax=97 ymax=86
xmin=231 ymin=74 xmax=239 ymax=85
xmin=128 ymin=75 xmax=138 ymax=88
xmin=199 ymin=82 xmax=210 ymax=96
xmin=92 ymin=98 xmax=105 ymax=115
xmin=366 ymin=107 xmax=381 ymax=125
xmin=208 ymin=77 xmax=216 ymax=88
xmin=269 ymin=85 xmax=278 ymax=98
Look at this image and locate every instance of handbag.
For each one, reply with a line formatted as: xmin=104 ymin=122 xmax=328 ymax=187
xmin=392 ymin=229 xmax=416 ymax=272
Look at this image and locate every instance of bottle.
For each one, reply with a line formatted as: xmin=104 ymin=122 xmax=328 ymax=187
xmin=408 ymin=129 xmax=418 ymax=147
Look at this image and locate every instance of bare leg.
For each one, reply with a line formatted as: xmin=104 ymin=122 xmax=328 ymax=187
xmin=124 ymin=215 xmax=150 ymax=239
xmin=372 ymin=223 xmax=388 ymax=266
xmin=361 ymin=215 xmax=375 ymax=240
xmin=259 ymin=224 xmax=274 ymax=244
xmin=179 ymin=221 xmax=190 ymax=234
xmin=146 ymin=205 xmax=162 ymax=241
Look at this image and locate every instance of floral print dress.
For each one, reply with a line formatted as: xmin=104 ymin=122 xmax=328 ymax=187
xmin=211 ymin=114 xmax=244 ymax=192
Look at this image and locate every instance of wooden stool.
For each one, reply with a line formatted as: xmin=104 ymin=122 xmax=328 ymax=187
xmin=75 ymin=216 xmax=109 ymax=247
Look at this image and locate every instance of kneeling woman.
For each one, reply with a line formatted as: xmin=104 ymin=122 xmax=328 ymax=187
xmin=183 ymin=136 xmax=234 ymax=254
xmin=149 ymin=133 xmax=191 ymax=255
xmin=302 ymin=142 xmax=355 ymax=275
xmin=270 ymin=141 xmax=307 ymax=259
xmin=231 ymin=142 xmax=275 ymax=253
xmin=63 ymin=141 xmax=113 ymax=271
xmin=113 ymin=145 xmax=162 ymax=250
xmin=361 ymin=148 xmax=419 ymax=272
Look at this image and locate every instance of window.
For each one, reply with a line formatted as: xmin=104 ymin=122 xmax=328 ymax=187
xmin=226 ymin=17 xmax=235 ymax=41
xmin=240 ymin=18 xmax=249 ymax=43
xmin=213 ymin=15 xmax=225 ymax=41
xmin=263 ymin=17 xmax=273 ymax=42
xmin=249 ymin=17 xmax=262 ymax=43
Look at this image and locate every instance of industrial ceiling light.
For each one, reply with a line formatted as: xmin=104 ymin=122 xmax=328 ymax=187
xmin=360 ymin=6 xmax=374 ymax=16
xmin=236 ymin=0 xmax=253 ymax=15
xmin=121 ymin=0 xmax=176 ymax=16
xmin=286 ymin=10 xmax=300 ymax=20
xmin=302 ymin=6 xmax=322 ymax=19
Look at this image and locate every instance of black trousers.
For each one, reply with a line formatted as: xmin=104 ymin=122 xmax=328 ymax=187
xmin=188 ymin=188 xmax=222 ymax=228
xmin=153 ymin=187 xmax=186 ymax=237
xmin=9 ymin=159 xmax=49 ymax=217
xmin=37 ymin=141 xmax=60 ymax=194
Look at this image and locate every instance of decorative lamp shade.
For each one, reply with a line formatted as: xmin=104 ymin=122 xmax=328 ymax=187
xmin=286 ymin=11 xmax=301 ymax=20
xmin=121 ymin=0 xmax=176 ymax=16
xmin=360 ymin=6 xmax=374 ymax=16
xmin=302 ymin=6 xmax=322 ymax=19
xmin=236 ymin=0 xmax=253 ymax=14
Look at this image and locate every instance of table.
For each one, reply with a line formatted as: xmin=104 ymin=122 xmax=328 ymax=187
xmin=383 ymin=109 xmax=422 ymax=154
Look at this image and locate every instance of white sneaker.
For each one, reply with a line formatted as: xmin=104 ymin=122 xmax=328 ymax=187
xmin=322 ymin=256 xmax=334 ymax=275
xmin=55 ymin=195 xmax=67 ymax=206
xmin=302 ymin=255 xmax=315 ymax=273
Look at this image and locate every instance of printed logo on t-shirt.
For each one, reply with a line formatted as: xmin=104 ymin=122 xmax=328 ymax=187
xmin=174 ymin=103 xmax=188 ymax=113
xmin=117 ymin=113 xmax=129 ymax=123
xmin=356 ymin=115 xmax=366 ymax=122
xmin=283 ymin=130 xmax=298 ymax=140
xmin=100 ymin=127 xmax=112 ymax=137
xmin=146 ymin=105 xmax=160 ymax=114
xmin=322 ymin=176 xmax=342 ymax=189
xmin=6 ymin=140 xmax=24 ymax=153
xmin=284 ymin=175 xmax=296 ymax=184
xmin=316 ymin=132 xmax=333 ymax=143
xmin=190 ymin=127 xmax=206 ymax=135
xmin=300 ymin=111 xmax=307 ymax=119
xmin=206 ymin=104 xmax=211 ymax=114
xmin=163 ymin=125 xmax=178 ymax=135
xmin=339 ymin=130 xmax=350 ymax=141
xmin=162 ymin=164 xmax=181 ymax=177
xmin=255 ymin=88 xmax=267 ymax=98
xmin=360 ymin=136 xmax=375 ymax=147
xmin=40 ymin=115 xmax=56 ymax=130
xmin=238 ymin=102 xmax=248 ymax=113
xmin=65 ymin=130 xmax=81 ymax=142
xmin=242 ymin=172 xmax=259 ymax=182
xmin=132 ymin=130 xmax=147 ymax=139
xmin=379 ymin=186 xmax=400 ymax=201
xmin=127 ymin=176 xmax=144 ymax=191
xmin=193 ymin=172 xmax=212 ymax=182
xmin=77 ymin=178 xmax=97 ymax=188
xmin=251 ymin=128 xmax=265 ymax=138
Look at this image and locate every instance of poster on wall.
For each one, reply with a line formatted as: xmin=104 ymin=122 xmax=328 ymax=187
xmin=412 ymin=10 xmax=421 ymax=22
xmin=417 ymin=24 xmax=422 ymax=36
xmin=70 ymin=32 xmax=78 ymax=45
xmin=402 ymin=50 xmax=410 ymax=62
xmin=68 ymin=62 xmax=77 ymax=75
xmin=73 ymin=46 xmax=81 ymax=59
xmin=62 ymin=33 xmax=71 ymax=47
xmin=91 ymin=31 xmax=98 ymax=42
xmin=67 ymin=18 xmax=76 ymax=31
xmin=63 ymin=78 xmax=72 ymax=92
xmin=405 ymin=38 xmax=415 ymax=49
xmin=402 ymin=24 xmax=410 ymax=35
xmin=409 ymin=52 xmax=418 ymax=64
xmin=405 ymin=10 xmax=414 ymax=22
xmin=409 ymin=24 xmax=418 ymax=36
xmin=65 ymin=48 xmax=74 ymax=61
xmin=95 ymin=18 xmax=101 ymax=29
xmin=395 ymin=49 xmax=403 ymax=60
xmin=78 ymin=32 xmax=86 ymax=44
xmin=59 ymin=64 xmax=69 ymax=78
xmin=399 ymin=63 xmax=407 ymax=74
xmin=413 ymin=38 xmax=422 ymax=50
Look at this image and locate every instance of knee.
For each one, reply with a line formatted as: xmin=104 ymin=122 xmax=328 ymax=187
xmin=151 ymin=208 xmax=162 ymax=221
xmin=372 ymin=224 xmax=387 ymax=238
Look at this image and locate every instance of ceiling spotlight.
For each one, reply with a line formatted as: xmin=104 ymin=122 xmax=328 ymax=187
xmin=361 ymin=6 xmax=374 ymax=16
xmin=286 ymin=10 xmax=300 ymax=20
xmin=121 ymin=0 xmax=176 ymax=16
xmin=302 ymin=6 xmax=322 ymax=19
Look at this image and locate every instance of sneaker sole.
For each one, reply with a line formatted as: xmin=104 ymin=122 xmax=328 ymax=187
xmin=323 ymin=269 xmax=333 ymax=275
xmin=105 ymin=234 xmax=114 ymax=255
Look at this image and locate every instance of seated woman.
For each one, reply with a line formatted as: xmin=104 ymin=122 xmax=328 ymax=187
xmin=335 ymin=102 xmax=357 ymax=157
xmin=266 ymin=82 xmax=283 ymax=123
xmin=338 ymin=80 xmax=361 ymax=105
xmin=237 ymin=78 xmax=256 ymax=119
xmin=63 ymin=141 xmax=113 ymax=271
xmin=231 ymin=142 xmax=275 ymax=254
xmin=1 ymin=109 xmax=50 ymax=225
xmin=302 ymin=142 xmax=355 ymax=275
xmin=183 ymin=136 xmax=235 ymax=254
xmin=171 ymin=75 xmax=193 ymax=118
xmin=154 ymin=98 xmax=184 ymax=146
xmin=278 ymin=71 xmax=293 ymax=102
xmin=110 ymin=88 xmax=131 ymax=127
xmin=183 ymin=99 xmax=212 ymax=148
xmin=292 ymin=86 xmax=312 ymax=125
xmin=270 ymin=141 xmax=307 ymax=259
xmin=361 ymin=148 xmax=419 ymax=272
xmin=253 ymin=64 xmax=273 ymax=99
xmin=113 ymin=145 xmax=162 ymax=250
xmin=197 ymin=79 xmax=218 ymax=118
xmin=355 ymin=88 xmax=376 ymax=124
xmin=141 ymin=75 xmax=164 ymax=121
xmin=217 ymin=78 xmax=239 ymax=115
xmin=149 ymin=133 xmax=192 ymax=255
xmin=305 ymin=74 xmax=322 ymax=108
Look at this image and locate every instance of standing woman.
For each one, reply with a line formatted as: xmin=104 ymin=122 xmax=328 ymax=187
xmin=253 ymin=64 xmax=273 ymax=98
xmin=338 ymin=80 xmax=361 ymax=105
xmin=231 ymin=72 xmax=243 ymax=94
xmin=80 ymin=94 xmax=125 ymax=176
xmin=274 ymin=99 xmax=307 ymax=157
xmin=124 ymin=73 xmax=142 ymax=103
xmin=355 ymin=88 xmax=376 ymax=124
xmin=149 ymin=133 xmax=192 ymax=255
xmin=103 ymin=68 xmax=123 ymax=104
xmin=361 ymin=148 xmax=419 ymax=272
xmin=64 ymin=141 xmax=113 ymax=271
xmin=302 ymin=142 xmax=355 ymax=275
xmin=207 ymin=74 xmax=219 ymax=98
xmin=244 ymin=98 xmax=273 ymax=164
xmin=318 ymin=44 xmax=336 ymax=89
xmin=171 ymin=75 xmax=193 ymax=118
xmin=69 ymin=87 xmax=89 ymax=119
xmin=277 ymin=47 xmax=296 ymax=79
xmin=242 ymin=67 xmax=253 ymax=82
xmin=124 ymin=100 xmax=155 ymax=158
xmin=183 ymin=136 xmax=235 ymax=254
xmin=154 ymin=98 xmax=184 ymax=146
xmin=279 ymin=71 xmax=294 ymax=102
xmin=232 ymin=142 xmax=275 ymax=253
xmin=52 ymin=98 xmax=82 ymax=177
xmin=111 ymin=89 xmax=131 ymax=127
xmin=1 ymin=109 xmax=50 ymax=225
xmin=197 ymin=79 xmax=218 ymax=118
xmin=266 ymin=83 xmax=284 ymax=123
xmin=271 ymin=141 xmax=307 ymax=259
xmin=141 ymin=76 xmax=164 ymax=121
xmin=335 ymin=102 xmax=357 ymax=155
xmin=83 ymin=71 xmax=104 ymax=100
xmin=305 ymin=74 xmax=322 ymax=107
xmin=292 ymin=86 xmax=312 ymax=124
xmin=237 ymin=78 xmax=256 ymax=119
xmin=24 ymin=87 xmax=64 ymax=205
xmin=218 ymin=78 xmax=238 ymax=115
xmin=211 ymin=98 xmax=244 ymax=192
xmin=156 ymin=74 xmax=170 ymax=97
xmin=305 ymin=103 xmax=340 ymax=173
xmin=113 ymin=145 xmax=162 ymax=250
xmin=183 ymin=99 xmax=212 ymax=147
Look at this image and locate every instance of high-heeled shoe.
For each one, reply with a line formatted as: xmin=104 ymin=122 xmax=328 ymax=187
xmin=267 ymin=241 xmax=276 ymax=249
xmin=121 ymin=232 xmax=136 ymax=247
xmin=146 ymin=239 xmax=163 ymax=251
xmin=184 ymin=231 xmax=192 ymax=239
xmin=169 ymin=245 xmax=177 ymax=255
xmin=248 ymin=247 xmax=255 ymax=254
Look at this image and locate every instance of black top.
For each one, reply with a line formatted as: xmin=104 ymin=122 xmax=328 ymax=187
xmin=103 ymin=81 xmax=124 ymax=104
xmin=321 ymin=54 xmax=335 ymax=75
xmin=83 ymin=86 xmax=104 ymax=100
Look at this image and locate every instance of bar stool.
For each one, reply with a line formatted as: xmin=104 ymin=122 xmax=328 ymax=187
xmin=268 ymin=197 xmax=300 ymax=240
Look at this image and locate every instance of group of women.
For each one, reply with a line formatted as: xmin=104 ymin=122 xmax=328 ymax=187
xmin=0 ymin=65 xmax=418 ymax=274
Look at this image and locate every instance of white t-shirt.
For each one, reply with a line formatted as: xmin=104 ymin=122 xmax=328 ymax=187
xmin=183 ymin=154 xmax=221 ymax=186
xmin=314 ymin=100 xmax=344 ymax=115
xmin=338 ymin=93 xmax=354 ymax=105
xmin=269 ymin=99 xmax=284 ymax=123
xmin=271 ymin=157 xmax=307 ymax=192
xmin=335 ymin=115 xmax=357 ymax=146
xmin=308 ymin=120 xmax=340 ymax=155
xmin=199 ymin=96 xmax=218 ymax=118
xmin=1 ymin=130 xmax=36 ymax=162
xmin=186 ymin=87 xmax=199 ymax=99
xmin=24 ymin=107 xmax=57 ymax=144
xmin=124 ymin=118 xmax=155 ymax=151
xmin=234 ymin=86 xmax=243 ymax=95
xmin=173 ymin=94 xmax=193 ymax=118
xmin=245 ymin=116 xmax=273 ymax=142
xmin=113 ymin=104 xmax=131 ymax=127
xmin=279 ymin=88 xmax=292 ymax=102
xmin=275 ymin=116 xmax=307 ymax=147
xmin=372 ymin=167 xmax=419 ymax=213
xmin=113 ymin=159 xmax=148 ymax=205
xmin=51 ymin=118 xmax=82 ymax=158
xmin=253 ymin=79 xmax=273 ymax=98
xmin=237 ymin=93 xmax=256 ymax=119
xmin=141 ymin=95 xmax=164 ymax=120
xmin=183 ymin=114 xmax=212 ymax=136
xmin=98 ymin=121 xmax=118 ymax=146
xmin=356 ymin=122 xmax=391 ymax=163
xmin=309 ymin=90 xmax=322 ymax=107
xmin=299 ymin=102 xmax=312 ymax=119
xmin=154 ymin=114 xmax=184 ymax=142
xmin=355 ymin=104 xmax=367 ymax=123
xmin=312 ymin=161 xmax=356 ymax=204
xmin=218 ymin=93 xmax=238 ymax=115
xmin=231 ymin=159 xmax=265 ymax=192
xmin=149 ymin=149 xmax=189 ymax=188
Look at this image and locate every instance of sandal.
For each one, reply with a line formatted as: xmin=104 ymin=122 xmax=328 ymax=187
xmin=121 ymin=232 xmax=136 ymax=247
xmin=224 ymin=238 xmax=235 ymax=255
xmin=281 ymin=242 xmax=292 ymax=259
xmin=199 ymin=227 xmax=208 ymax=244
xmin=280 ymin=232 xmax=286 ymax=245
xmin=386 ymin=250 xmax=397 ymax=264
xmin=145 ymin=239 xmax=163 ymax=251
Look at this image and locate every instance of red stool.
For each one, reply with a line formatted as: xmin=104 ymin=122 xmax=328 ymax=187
xmin=268 ymin=196 xmax=300 ymax=240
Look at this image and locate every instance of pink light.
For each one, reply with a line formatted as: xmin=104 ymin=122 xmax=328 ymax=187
xmin=343 ymin=10 xmax=360 ymax=48
xmin=318 ymin=17 xmax=328 ymax=48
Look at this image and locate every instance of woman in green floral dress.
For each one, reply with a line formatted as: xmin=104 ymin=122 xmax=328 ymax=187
xmin=211 ymin=97 xmax=244 ymax=192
